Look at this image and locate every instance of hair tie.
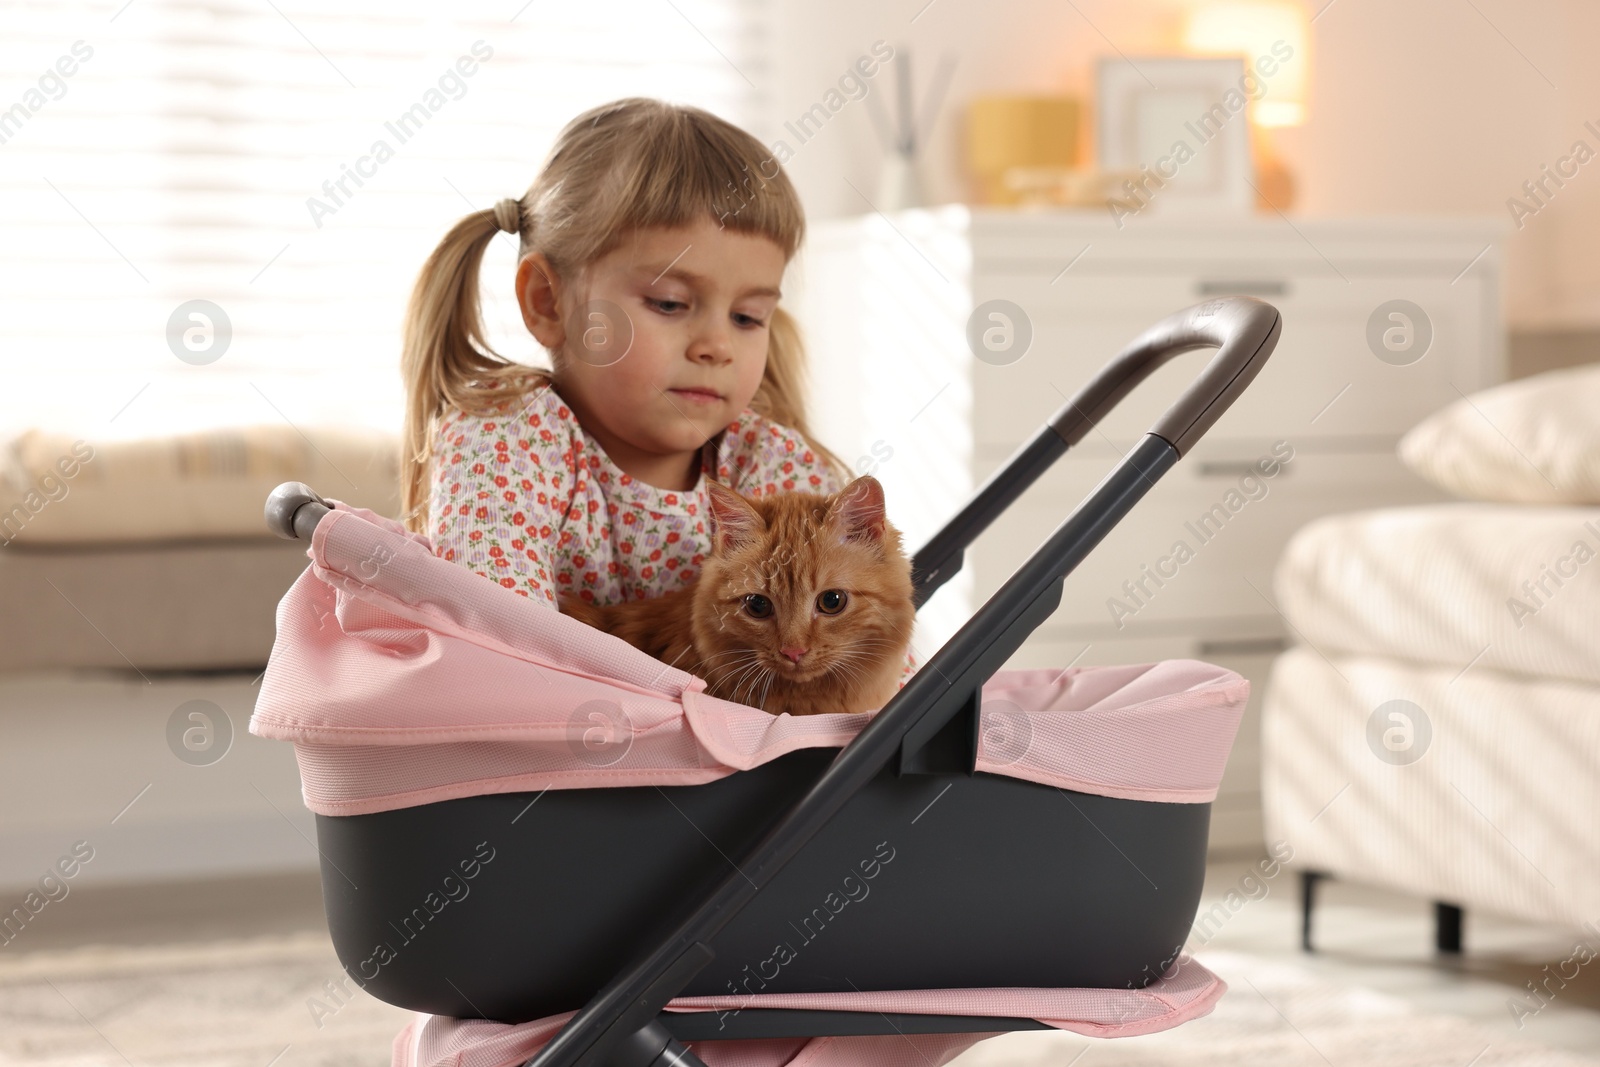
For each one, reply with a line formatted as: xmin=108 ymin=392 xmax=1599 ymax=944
xmin=492 ymin=198 xmax=522 ymax=234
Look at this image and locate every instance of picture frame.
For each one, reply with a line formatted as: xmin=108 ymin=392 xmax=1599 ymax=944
xmin=1096 ymin=56 xmax=1255 ymax=218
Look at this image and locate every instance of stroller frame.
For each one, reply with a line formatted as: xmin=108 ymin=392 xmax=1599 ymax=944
xmin=266 ymin=296 xmax=1282 ymax=1067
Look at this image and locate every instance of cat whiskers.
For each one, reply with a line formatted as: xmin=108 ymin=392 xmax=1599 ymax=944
xmin=733 ymin=662 xmax=776 ymax=708
xmin=824 ymin=651 xmax=871 ymax=688
xmin=822 ymin=637 xmax=902 ymax=686
xmin=703 ymin=649 xmax=768 ymax=705
xmin=701 ymin=648 xmax=758 ymax=686
xmin=699 ymin=646 xmax=755 ymax=669
xmin=826 ymin=636 xmax=899 ymax=660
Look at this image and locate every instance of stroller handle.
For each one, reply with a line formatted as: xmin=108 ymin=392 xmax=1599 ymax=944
xmin=265 ymin=481 xmax=332 ymax=541
xmin=1061 ymin=294 xmax=1281 ymax=455
xmin=910 ymin=295 xmax=1281 ymax=607
xmin=513 ymin=297 xmax=1281 ymax=1067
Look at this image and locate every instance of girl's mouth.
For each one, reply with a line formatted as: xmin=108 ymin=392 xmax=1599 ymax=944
xmin=669 ymin=388 xmax=721 ymax=404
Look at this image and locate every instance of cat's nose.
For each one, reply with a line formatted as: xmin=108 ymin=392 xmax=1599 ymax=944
xmin=780 ymin=646 xmax=808 ymax=663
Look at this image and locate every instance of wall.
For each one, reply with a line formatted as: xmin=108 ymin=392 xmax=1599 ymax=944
xmin=766 ymin=0 xmax=1600 ymax=331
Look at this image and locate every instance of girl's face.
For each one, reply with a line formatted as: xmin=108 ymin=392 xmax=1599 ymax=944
xmin=516 ymin=216 xmax=787 ymax=491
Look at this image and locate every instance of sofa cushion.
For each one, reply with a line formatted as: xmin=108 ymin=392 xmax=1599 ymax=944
xmin=1274 ymin=502 xmax=1600 ymax=687
xmin=0 ymin=424 xmax=400 ymax=546
xmin=1398 ymin=363 xmax=1600 ymax=505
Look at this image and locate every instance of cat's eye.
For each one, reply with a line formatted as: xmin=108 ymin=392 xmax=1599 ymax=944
xmin=816 ymin=590 xmax=847 ymax=615
xmin=743 ymin=594 xmax=773 ymax=619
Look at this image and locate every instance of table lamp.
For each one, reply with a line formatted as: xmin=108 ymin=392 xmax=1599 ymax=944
xmin=1183 ymin=0 xmax=1310 ymax=209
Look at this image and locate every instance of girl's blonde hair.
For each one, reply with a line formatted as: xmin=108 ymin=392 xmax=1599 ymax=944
xmin=399 ymin=96 xmax=850 ymax=533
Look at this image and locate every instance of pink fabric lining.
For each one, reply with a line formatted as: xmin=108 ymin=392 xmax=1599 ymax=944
xmin=250 ymin=502 xmax=1248 ymax=816
xmin=249 ymin=502 xmax=1239 ymax=1066
xmin=390 ymin=954 xmax=1226 ymax=1067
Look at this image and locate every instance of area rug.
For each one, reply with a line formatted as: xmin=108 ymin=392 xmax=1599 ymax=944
xmin=956 ymin=950 xmax=1600 ymax=1067
xmin=1 ymin=937 xmax=1595 ymax=1066
xmin=0 ymin=931 xmax=409 ymax=1066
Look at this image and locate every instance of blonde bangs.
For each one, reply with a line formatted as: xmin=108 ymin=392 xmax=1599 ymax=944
xmin=541 ymin=99 xmax=804 ymax=273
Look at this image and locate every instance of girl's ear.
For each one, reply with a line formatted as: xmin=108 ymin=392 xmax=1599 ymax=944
xmin=516 ymin=253 xmax=565 ymax=349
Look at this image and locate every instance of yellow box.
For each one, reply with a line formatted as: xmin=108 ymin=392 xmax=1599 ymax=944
xmin=966 ymin=96 xmax=1081 ymax=204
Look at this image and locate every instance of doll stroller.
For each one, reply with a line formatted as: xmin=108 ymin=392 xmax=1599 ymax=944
xmin=251 ymin=297 xmax=1282 ymax=1067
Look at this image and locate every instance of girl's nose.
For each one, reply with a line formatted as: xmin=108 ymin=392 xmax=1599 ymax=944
xmin=688 ymin=319 xmax=733 ymax=363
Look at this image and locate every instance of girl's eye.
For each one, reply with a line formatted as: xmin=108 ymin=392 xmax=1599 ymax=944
xmin=816 ymin=590 xmax=847 ymax=615
xmin=743 ymin=594 xmax=773 ymax=619
xmin=646 ymin=297 xmax=687 ymax=314
xmin=732 ymin=312 xmax=768 ymax=329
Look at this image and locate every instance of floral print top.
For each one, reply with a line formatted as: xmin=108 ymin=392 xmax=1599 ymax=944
xmin=428 ymin=382 xmax=918 ymax=686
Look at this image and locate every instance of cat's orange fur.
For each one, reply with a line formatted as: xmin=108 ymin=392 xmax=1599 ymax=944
xmin=557 ymin=475 xmax=915 ymax=715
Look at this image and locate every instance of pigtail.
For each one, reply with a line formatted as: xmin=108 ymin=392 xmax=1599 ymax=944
xmin=399 ymin=206 xmax=548 ymax=533
xmin=752 ymin=306 xmax=853 ymax=487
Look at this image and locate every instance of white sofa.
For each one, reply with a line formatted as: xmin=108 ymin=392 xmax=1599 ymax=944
xmin=1260 ymin=364 xmax=1600 ymax=951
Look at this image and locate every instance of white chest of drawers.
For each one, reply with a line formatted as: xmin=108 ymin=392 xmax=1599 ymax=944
xmin=794 ymin=205 xmax=1508 ymax=852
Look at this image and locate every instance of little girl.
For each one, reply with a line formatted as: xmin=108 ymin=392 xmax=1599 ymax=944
xmin=397 ymin=96 xmax=918 ymax=687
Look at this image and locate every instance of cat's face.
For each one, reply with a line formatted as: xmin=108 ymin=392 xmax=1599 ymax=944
xmin=691 ymin=476 xmax=915 ymax=698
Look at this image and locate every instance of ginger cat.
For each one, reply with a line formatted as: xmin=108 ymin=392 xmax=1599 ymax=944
xmin=557 ymin=475 xmax=916 ymax=716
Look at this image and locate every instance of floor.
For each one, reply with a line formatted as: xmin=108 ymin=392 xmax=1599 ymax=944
xmin=3 ymin=854 xmax=1598 ymax=1065
xmin=1098 ymin=853 xmax=1600 ymax=1062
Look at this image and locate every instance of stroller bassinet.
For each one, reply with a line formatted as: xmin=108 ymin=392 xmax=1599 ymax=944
xmin=251 ymin=297 xmax=1282 ymax=1067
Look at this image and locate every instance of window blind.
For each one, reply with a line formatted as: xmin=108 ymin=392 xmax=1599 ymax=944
xmin=0 ymin=0 xmax=770 ymax=441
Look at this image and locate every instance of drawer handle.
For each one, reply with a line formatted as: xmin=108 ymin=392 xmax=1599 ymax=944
xmin=1194 ymin=460 xmax=1291 ymax=478
xmin=1197 ymin=280 xmax=1288 ymax=297
xmin=1197 ymin=637 xmax=1291 ymax=657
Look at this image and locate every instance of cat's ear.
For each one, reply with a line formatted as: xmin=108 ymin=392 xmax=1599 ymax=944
xmin=828 ymin=476 xmax=888 ymax=545
xmin=705 ymin=479 xmax=765 ymax=553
